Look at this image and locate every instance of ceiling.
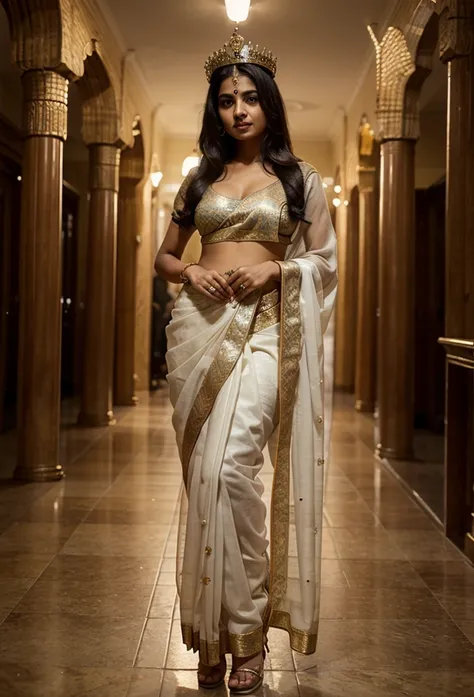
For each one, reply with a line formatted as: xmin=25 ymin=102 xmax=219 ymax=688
xmin=100 ymin=0 xmax=399 ymax=140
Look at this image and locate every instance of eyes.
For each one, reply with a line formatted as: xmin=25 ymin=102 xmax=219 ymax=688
xmin=218 ymin=93 xmax=259 ymax=109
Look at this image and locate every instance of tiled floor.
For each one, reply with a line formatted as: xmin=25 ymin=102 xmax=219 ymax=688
xmin=1 ymin=387 xmax=474 ymax=697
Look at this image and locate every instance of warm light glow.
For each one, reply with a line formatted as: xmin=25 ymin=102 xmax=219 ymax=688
xmin=225 ymin=0 xmax=251 ymax=22
xmin=150 ymin=171 xmax=163 ymax=188
xmin=323 ymin=177 xmax=334 ymax=187
xmin=17 ymin=175 xmax=22 ymax=181
xmin=334 ymin=184 xmax=342 ymax=194
xmin=344 ymin=200 xmax=349 ymax=207
xmin=332 ymin=197 xmax=341 ymax=208
xmin=322 ymin=182 xmax=328 ymax=189
xmin=182 ymin=155 xmax=200 ymax=177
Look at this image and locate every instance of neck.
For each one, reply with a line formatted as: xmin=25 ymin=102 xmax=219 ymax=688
xmin=234 ymin=137 xmax=263 ymax=164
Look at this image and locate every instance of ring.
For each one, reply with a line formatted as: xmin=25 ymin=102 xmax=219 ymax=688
xmin=240 ymin=284 xmax=246 ymax=291
xmin=209 ymin=286 xmax=216 ymax=293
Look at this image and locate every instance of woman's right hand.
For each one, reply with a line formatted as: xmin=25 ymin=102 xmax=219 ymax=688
xmin=184 ymin=264 xmax=234 ymax=303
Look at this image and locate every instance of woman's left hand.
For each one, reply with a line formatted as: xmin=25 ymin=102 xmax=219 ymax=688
xmin=227 ymin=261 xmax=281 ymax=303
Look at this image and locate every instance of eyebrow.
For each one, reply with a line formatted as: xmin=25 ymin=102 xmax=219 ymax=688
xmin=218 ymin=89 xmax=258 ymax=98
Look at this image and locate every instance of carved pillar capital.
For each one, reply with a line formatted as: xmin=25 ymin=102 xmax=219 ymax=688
xmin=369 ymin=26 xmax=418 ymax=140
xmin=438 ymin=0 xmax=474 ymax=61
xmin=89 ymin=144 xmax=120 ymax=193
xmin=22 ymin=70 xmax=68 ymax=140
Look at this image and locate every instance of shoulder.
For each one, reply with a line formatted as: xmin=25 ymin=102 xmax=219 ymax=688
xmin=297 ymin=161 xmax=319 ymax=182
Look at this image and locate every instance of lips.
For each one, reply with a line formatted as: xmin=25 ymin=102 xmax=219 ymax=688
xmin=235 ymin=122 xmax=252 ymax=130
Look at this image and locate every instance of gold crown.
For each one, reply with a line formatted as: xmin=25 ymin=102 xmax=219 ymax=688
xmin=204 ymin=27 xmax=277 ymax=82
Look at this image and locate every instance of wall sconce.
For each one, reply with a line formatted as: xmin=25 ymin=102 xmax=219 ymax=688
xmin=334 ymin=184 xmax=342 ymax=194
xmin=332 ymin=197 xmax=342 ymax=208
xmin=225 ymin=0 xmax=251 ymax=22
xmin=151 ymin=171 xmax=163 ymax=188
xmin=182 ymin=150 xmax=201 ymax=177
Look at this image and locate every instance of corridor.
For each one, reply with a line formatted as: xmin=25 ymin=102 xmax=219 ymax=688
xmin=0 ymin=390 xmax=473 ymax=697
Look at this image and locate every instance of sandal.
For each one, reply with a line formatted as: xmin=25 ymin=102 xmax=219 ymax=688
xmin=197 ymin=654 xmax=227 ymax=690
xmin=228 ymin=650 xmax=265 ymax=695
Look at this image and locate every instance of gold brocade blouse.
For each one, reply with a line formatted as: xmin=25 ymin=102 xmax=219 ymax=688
xmin=172 ymin=162 xmax=316 ymax=246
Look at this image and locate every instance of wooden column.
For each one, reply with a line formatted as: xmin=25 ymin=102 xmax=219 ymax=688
xmin=14 ymin=70 xmax=68 ymax=482
xmin=334 ymin=192 xmax=359 ymax=391
xmin=376 ymin=139 xmax=416 ymax=460
xmin=355 ymin=165 xmax=378 ymax=413
xmin=439 ymin=1 xmax=474 ymax=340
xmin=78 ymin=144 xmax=120 ymax=427
xmin=114 ymin=177 xmax=139 ymax=405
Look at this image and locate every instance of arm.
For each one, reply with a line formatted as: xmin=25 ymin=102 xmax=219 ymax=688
xmin=154 ymin=219 xmax=196 ymax=284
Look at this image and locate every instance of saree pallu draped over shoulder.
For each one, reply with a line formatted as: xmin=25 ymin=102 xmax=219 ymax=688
xmin=166 ymin=166 xmax=337 ymax=666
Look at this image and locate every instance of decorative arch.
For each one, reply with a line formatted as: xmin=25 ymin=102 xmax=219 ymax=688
xmin=77 ymin=44 xmax=123 ymax=146
xmin=369 ymin=0 xmax=439 ymax=140
xmin=0 ymin=0 xmax=87 ymax=78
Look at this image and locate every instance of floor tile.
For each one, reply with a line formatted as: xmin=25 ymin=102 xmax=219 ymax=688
xmin=60 ymin=524 xmax=169 ymax=557
xmin=0 ymin=665 xmax=134 ymax=697
xmin=0 ymin=522 xmax=78 ymax=554
xmin=0 ymin=613 xmax=144 ymax=667
xmin=135 ymin=618 xmax=172 ymax=669
xmin=297 ymin=669 xmax=474 ymax=697
xmin=15 ymin=578 xmax=154 ymax=618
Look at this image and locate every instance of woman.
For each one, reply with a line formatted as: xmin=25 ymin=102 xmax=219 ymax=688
xmin=155 ymin=27 xmax=337 ymax=695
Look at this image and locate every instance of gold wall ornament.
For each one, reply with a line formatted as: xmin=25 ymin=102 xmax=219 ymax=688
xmin=22 ymin=70 xmax=69 ymax=140
xmin=358 ymin=114 xmax=375 ymax=158
xmin=204 ymin=27 xmax=277 ymax=82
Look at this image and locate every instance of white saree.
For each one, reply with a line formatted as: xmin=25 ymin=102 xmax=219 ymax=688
xmin=166 ymin=168 xmax=337 ymax=665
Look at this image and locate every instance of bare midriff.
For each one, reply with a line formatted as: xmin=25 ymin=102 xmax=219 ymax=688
xmin=198 ymin=240 xmax=286 ymax=294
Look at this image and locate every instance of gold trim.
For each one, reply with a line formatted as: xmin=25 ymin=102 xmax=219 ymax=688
xmin=270 ymin=610 xmax=317 ymax=654
xmin=253 ymin=303 xmax=280 ymax=334
xmin=181 ymin=623 xmax=265 ymax=665
xmin=229 ymin=626 xmax=263 ymax=658
xmin=270 ymin=261 xmax=302 ymax=608
xmin=181 ymin=292 xmax=261 ymax=480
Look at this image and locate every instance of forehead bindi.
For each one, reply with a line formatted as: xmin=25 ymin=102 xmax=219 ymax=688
xmin=219 ymin=74 xmax=257 ymax=96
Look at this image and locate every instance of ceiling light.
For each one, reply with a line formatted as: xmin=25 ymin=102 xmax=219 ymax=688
xmin=225 ymin=0 xmax=251 ymax=23
xmin=332 ymin=197 xmax=341 ymax=208
xmin=151 ymin=171 xmax=163 ymax=188
xmin=334 ymin=184 xmax=342 ymax=194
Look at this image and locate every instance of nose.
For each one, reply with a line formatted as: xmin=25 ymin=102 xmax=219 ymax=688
xmin=233 ymin=98 xmax=247 ymax=121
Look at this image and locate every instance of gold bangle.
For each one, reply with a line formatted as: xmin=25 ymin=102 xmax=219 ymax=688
xmin=180 ymin=262 xmax=199 ymax=284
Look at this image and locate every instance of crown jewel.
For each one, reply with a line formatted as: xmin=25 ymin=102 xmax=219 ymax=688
xmin=204 ymin=27 xmax=277 ymax=82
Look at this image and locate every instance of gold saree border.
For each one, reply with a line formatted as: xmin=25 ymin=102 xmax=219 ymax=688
xmin=253 ymin=303 xmax=280 ymax=333
xmin=269 ymin=261 xmax=302 ymax=609
xmin=181 ymin=623 xmax=265 ymax=665
xmin=270 ymin=610 xmax=318 ymax=655
xmin=181 ymin=291 xmax=261 ymax=481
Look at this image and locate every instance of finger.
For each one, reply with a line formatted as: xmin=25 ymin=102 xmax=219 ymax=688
xmin=234 ymin=284 xmax=256 ymax=304
xmin=232 ymin=276 xmax=251 ymax=295
xmin=204 ymin=279 xmax=228 ymax=302
xmin=211 ymin=271 xmax=234 ymax=296
xmin=226 ymin=268 xmax=244 ymax=286
xmin=194 ymin=282 xmax=223 ymax=303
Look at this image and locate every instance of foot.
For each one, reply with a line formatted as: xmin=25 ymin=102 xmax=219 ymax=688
xmin=228 ymin=651 xmax=264 ymax=693
xmin=197 ymin=654 xmax=226 ymax=688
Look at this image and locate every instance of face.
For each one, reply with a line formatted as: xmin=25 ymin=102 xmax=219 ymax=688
xmin=218 ymin=73 xmax=267 ymax=141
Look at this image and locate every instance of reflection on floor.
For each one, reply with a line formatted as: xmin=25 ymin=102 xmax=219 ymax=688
xmin=0 ymin=389 xmax=474 ymax=697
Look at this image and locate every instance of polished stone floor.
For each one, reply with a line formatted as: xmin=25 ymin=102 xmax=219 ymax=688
xmin=0 ymin=387 xmax=474 ymax=697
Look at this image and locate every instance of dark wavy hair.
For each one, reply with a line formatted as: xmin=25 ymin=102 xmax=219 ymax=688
xmin=175 ymin=63 xmax=306 ymax=229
